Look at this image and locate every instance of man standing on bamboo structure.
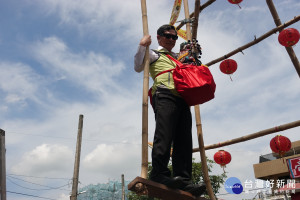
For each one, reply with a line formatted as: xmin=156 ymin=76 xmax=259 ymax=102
xmin=134 ymin=24 xmax=206 ymax=197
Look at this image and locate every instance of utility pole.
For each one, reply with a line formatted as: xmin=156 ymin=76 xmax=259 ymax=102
xmin=0 ymin=129 xmax=6 ymax=200
xmin=70 ymin=115 xmax=84 ymax=200
xmin=121 ymin=174 xmax=125 ymax=200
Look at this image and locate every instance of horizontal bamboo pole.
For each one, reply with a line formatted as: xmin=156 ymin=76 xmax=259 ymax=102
xmin=205 ymin=15 xmax=300 ymax=66
xmin=192 ymin=119 xmax=300 ymax=152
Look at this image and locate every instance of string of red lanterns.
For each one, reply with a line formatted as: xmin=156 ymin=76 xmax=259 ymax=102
xmin=212 ymin=2 xmax=298 ymax=176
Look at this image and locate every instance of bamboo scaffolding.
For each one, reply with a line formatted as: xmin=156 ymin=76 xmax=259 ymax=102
xmin=189 ymin=0 xmax=215 ymax=199
xmin=191 ymin=0 xmax=200 ymax=39
xmin=266 ymin=0 xmax=300 ymax=78
xmin=140 ymin=0 xmax=150 ymax=179
xmin=192 ymin=119 xmax=300 ymax=152
xmin=134 ymin=1 xmax=299 ymax=198
xmin=177 ymin=0 xmax=216 ymax=31
xmin=205 ymin=15 xmax=300 ymax=66
xmin=183 ymin=0 xmax=192 ymax=40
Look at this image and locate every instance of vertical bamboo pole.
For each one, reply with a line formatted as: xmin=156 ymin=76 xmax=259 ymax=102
xmin=194 ymin=107 xmax=215 ymax=200
xmin=191 ymin=0 xmax=200 ymax=39
xmin=70 ymin=115 xmax=84 ymax=200
xmin=184 ymin=0 xmax=216 ymax=199
xmin=140 ymin=0 xmax=150 ymax=179
xmin=266 ymin=0 xmax=300 ymax=78
xmin=183 ymin=0 xmax=192 ymax=41
xmin=0 ymin=129 xmax=6 ymax=200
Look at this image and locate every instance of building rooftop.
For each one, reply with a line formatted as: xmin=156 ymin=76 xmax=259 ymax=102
xmin=253 ymin=140 xmax=300 ymax=180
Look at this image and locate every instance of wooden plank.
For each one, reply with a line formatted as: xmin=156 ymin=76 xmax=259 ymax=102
xmin=128 ymin=177 xmax=209 ymax=200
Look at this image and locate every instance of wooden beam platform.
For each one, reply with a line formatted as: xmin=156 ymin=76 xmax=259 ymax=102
xmin=128 ymin=177 xmax=209 ymax=200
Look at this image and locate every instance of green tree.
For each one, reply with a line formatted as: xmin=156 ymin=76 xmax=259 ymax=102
xmin=128 ymin=158 xmax=227 ymax=200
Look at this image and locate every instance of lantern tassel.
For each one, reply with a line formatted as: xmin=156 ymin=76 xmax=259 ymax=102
xmin=237 ymin=4 xmax=241 ymax=9
xmin=229 ymin=74 xmax=233 ymax=81
xmin=221 ymin=165 xmax=227 ymax=173
xmin=280 ymin=152 xmax=286 ymax=164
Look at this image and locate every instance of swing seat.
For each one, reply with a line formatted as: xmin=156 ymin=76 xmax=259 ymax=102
xmin=128 ymin=176 xmax=210 ymax=200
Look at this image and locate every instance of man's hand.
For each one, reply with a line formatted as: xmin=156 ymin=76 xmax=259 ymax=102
xmin=140 ymin=35 xmax=152 ymax=47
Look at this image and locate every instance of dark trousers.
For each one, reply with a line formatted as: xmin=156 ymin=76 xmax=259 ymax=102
xmin=150 ymin=88 xmax=193 ymax=180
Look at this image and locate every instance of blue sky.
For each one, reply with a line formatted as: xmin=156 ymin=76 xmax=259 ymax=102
xmin=0 ymin=0 xmax=300 ymax=199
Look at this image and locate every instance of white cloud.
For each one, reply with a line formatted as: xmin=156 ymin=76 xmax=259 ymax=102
xmin=31 ymin=37 xmax=125 ymax=95
xmin=11 ymin=144 xmax=73 ymax=176
xmin=57 ymin=193 xmax=70 ymax=200
xmin=82 ymin=143 xmax=140 ymax=183
xmin=0 ymin=62 xmax=40 ymax=104
xmin=30 ymin=0 xmax=181 ymax=46
xmin=32 ymin=0 xmax=143 ymax=39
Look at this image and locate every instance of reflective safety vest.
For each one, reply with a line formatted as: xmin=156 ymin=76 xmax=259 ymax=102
xmin=149 ymin=49 xmax=179 ymax=96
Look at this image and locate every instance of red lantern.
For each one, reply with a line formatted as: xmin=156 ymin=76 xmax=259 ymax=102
xmin=278 ymin=28 xmax=300 ymax=47
xmin=220 ymin=59 xmax=237 ymax=81
xmin=270 ymin=135 xmax=291 ymax=157
xmin=228 ymin=0 xmax=243 ymax=4
xmin=228 ymin=0 xmax=243 ymax=8
xmin=214 ymin=150 xmax=231 ymax=172
xmin=220 ymin=59 xmax=237 ymax=75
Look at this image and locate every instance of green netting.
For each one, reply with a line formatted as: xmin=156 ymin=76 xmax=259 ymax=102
xmin=77 ymin=180 xmax=130 ymax=200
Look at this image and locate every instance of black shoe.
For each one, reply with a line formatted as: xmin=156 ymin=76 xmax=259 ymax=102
xmin=182 ymin=183 xmax=206 ymax=197
xmin=150 ymin=175 xmax=185 ymax=189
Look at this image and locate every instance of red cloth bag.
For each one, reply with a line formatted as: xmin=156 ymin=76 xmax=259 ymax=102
xmin=155 ymin=55 xmax=216 ymax=106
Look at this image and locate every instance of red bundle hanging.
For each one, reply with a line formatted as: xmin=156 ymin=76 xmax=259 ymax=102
xmin=278 ymin=28 xmax=300 ymax=47
xmin=155 ymin=55 xmax=216 ymax=106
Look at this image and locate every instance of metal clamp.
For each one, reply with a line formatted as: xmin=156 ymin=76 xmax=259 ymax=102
xmin=176 ymin=17 xmax=195 ymax=24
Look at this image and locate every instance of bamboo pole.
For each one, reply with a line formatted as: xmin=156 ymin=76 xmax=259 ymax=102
xmin=177 ymin=13 xmax=194 ymax=31
xmin=266 ymin=0 xmax=281 ymax=26
xmin=140 ymin=0 xmax=150 ymax=179
xmin=199 ymin=0 xmax=216 ymax=12
xmin=191 ymin=0 xmax=200 ymax=38
xmin=183 ymin=0 xmax=192 ymax=41
xmin=205 ymin=15 xmax=300 ymax=67
xmin=177 ymin=0 xmax=216 ymax=31
xmin=194 ymin=106 xmax=217 ymax=200
xmin=187 ymin=0 xmax=216 ymax=199
xmin=266 ymin=0 xmax=300 ymax=78
xmin=192 ymin=119 xmax=300 ymax=152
